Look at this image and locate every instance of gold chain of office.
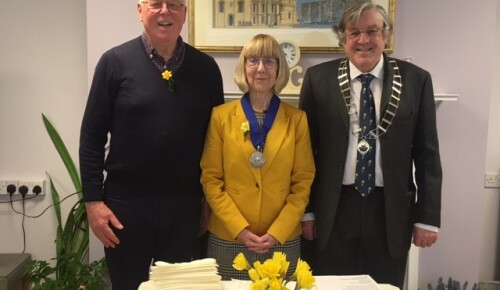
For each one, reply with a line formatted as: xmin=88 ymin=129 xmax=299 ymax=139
xmin=338 ymin=58 xmax=403 ymax=139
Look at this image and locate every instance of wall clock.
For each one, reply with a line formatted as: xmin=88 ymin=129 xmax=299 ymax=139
xmin=279 ymin=40 xmax=303 ymax=96
xmin=279 ymin=40 xmax=301 ymax=68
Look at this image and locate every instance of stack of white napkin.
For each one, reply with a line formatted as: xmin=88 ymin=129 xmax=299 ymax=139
xmin=147 ymin=258 xmax=222 ymax=290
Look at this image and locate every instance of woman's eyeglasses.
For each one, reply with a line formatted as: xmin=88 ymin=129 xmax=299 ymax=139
xmin=246 ymin=57 xmax=278 ymax=69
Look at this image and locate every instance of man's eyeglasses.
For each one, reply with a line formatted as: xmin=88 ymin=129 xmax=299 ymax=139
xmin=246 ymin=57 xmax=278 ymax=69
xmin=140 ymin=1 xmax=184 ymax=13
xmin=345 ymin=27 xmax=383 ymax=40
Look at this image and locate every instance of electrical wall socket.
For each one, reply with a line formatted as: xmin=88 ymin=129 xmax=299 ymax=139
xmin=19 ymin=180 xmax=46 ymax=196
xmin=484 ymin=173 xmax=500 ymax=188
xmin=0 ymin=180 xmax=19 ymax=196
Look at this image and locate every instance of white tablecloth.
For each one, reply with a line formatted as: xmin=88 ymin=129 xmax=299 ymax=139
xmin=139 ymin=275 xmax=399 ymax=290
xmin=222 ymin=276 xmax=399 ymax=290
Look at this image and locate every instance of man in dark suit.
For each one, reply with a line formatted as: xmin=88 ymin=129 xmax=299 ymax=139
xmin=299 ymin=1 xmax=442 ymax=288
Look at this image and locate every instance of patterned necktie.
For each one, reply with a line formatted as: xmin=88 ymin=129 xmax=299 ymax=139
xmin=355 ymin=74 xmax=376 ymax=196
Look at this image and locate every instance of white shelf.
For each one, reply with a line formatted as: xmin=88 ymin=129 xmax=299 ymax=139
xmin=435 ymin=93 xmax=459 ymax=102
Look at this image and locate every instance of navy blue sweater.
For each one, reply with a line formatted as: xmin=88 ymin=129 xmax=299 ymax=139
xmin=80 ymin=37 xmax=224 ymax=201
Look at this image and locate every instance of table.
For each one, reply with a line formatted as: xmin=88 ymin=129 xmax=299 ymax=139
xmin=139 ymin=275 xmax=399 ymax=290
xmin=0 ymin=254 xmax=31 ymax=290
xmin=223 ymin=275 xmax=399 ymax=290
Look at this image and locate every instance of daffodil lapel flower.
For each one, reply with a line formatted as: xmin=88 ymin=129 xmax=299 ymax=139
xmin=162 ymin=69 xmax=174 ymax=92
xmin=241 ymin=121 xmax=250 ymax=140
xmin=232 ymin=252 xmax=315 ymax=290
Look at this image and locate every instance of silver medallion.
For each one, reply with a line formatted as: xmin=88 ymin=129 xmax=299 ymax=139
xmin=249 ymin=151 xmax=266 ymax=168
xmin=357 ymin=139 xmax=370 ymax=155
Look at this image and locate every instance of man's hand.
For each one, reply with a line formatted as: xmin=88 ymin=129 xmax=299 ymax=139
xmin=85 ymin=201 xmax=123 ymax=248
xmin=199 ymin=199 xmax=211 ymax=236
xmin=412 ymin=226 xmax=438 ymax=248
xmin=301 ymin=220 xmax=316 ymax=241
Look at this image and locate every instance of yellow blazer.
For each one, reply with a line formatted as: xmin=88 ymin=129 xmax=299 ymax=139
xmin=200 ymin=99 xmax=315 ymax=244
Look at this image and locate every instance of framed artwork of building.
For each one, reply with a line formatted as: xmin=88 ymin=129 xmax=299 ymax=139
xmin=188 ymin=0 xmax=396 ymax=53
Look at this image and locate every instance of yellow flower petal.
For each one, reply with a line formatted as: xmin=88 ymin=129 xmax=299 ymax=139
xmin=250 ymin=282 xmax=266 ymax=290
xmin=254 ymin=259 xmax=281 ymax=280
xmin=241 ymin=121 xmax=249 ymax=131
xmin=162 ymin=70 xmax=173 ymax=80
xmin=233 ymin=252 xmax=251 ymax=271
xmin=251 ymin=278 xmax=270 ymax=290
xmin=249 ymin=268 xmax=261 ymax=282
xmin=253 ymin=261 xmax=265 ymax=278
xmin=268 ymin=277 xmax=283 ymax=290
xmin=241 ymin=121 xmax=250 ymax=139
xmin=297 ymin=270 xmax=315 ymax=290
xmin=272 ymin=252 xmax=289 ymax=277
xmin=272 ymin=252 xmax=287 ymax=262
xmin=293 ymin=259 xmax=311 ymax=276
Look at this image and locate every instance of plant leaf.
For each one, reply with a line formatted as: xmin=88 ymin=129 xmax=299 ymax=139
xmin=32 ymin=114 xmax=104 ymax=288
xmin=42 ymin=113 xmax=82 ymax=196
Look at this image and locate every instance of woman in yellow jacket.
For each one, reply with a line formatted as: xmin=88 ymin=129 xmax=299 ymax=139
xmin=200 ymin=34 xmax=315 ymax=280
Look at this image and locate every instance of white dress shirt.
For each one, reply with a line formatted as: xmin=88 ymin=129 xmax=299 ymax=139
xmin=342 ymin=58 xmax=385 ymax=187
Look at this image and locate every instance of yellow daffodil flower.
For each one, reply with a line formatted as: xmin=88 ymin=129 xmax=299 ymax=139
xmin=268 ymin=277 xmax=284 ymax=290
xmin=251 ymin=278 xmax=270 ymax=290
xmin=249 ymin=268 xmax=261 ymax=282
xmin=161 ymin=70 xmax=174 ymax=92
xmin=272 ymin=252 xmax=289 ymax=277
xmin=232 ymin=252 xmax=315 ymax=290
xmin=296 ymin=270 xmax=315 ymax=290
xmin=262 ymin=259 xmax=282 ymax=278
xmin=233 ymin=252 xmax=252 ymax=271
xmin=241 ymin=121 xmax=250 ymax=139
xmin=293 ymin=259 xmax=311 ymax=276
xmin=162 ymin=70 xmax=172 ymax=80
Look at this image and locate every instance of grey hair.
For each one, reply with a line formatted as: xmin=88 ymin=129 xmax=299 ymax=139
xmin=333 ymin=0 xmax=392 ymax=48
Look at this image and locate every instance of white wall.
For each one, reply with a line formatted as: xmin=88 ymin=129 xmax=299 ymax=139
xmin=482 ymin=0 xmax=500 ymax=282
xmin=394 ymin=2 xmax=498 ymax=287
xmin=1 ymin=0 xmax=498 ymax=287
xmin=0 ymin=0 xmax=87 ymax=262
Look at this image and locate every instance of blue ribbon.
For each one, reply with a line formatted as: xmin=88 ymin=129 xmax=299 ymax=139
xmin=241 ymin=94 xmax=280 ymax=152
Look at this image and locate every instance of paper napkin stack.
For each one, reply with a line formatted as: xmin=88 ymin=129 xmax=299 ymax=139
xmin=146 ymin=258 xmax=222 ymax=290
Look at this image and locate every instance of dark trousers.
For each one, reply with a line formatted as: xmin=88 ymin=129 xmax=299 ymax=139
xmin=315 ymin=186 xmax=407 ymax=289
xmin=103 ymin=191 xmax=200 ymax=290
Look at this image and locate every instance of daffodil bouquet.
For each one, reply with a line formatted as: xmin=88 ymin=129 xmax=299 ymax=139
xmin=233 ymin=252 xmax=315 ymax=290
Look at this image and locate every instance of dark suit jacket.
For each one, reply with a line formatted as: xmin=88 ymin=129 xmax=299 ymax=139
xmin=299 ymin=54 xmax=442 ymax=258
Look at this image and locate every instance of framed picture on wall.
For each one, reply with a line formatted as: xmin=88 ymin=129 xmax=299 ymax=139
xmin=188 ymin=0 xmax=395 ymax=53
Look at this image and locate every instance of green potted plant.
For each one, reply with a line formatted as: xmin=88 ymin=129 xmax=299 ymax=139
xmin=427 ymin=277 xmax=478 ymax=290
xmin=26 ymin=114 xmax=108 ymax=290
